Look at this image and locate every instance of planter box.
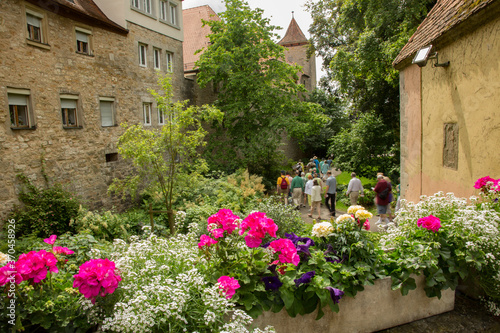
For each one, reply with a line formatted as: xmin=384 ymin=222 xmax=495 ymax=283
xmin=251 ymin=275 xmax=455 ymax=333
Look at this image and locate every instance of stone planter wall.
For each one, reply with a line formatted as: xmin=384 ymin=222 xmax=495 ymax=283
xmin=251 ymin=275 xmax=455 ymax=333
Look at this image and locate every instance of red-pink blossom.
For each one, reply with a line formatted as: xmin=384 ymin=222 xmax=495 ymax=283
xmin=364 ymin=219 xmax=370 ymax=231
xmin=0 ymin=263 xmax=23 ymax=286
xmin=52 ymin=246 xmax=75 ymax=255
xmin=198 ymin=235 xmax=218 ymax=249
xmin=474 ymin=176 xmax=498 ymax=190
xmin=239 ymin=212 xmax=278 ymax=248
xmin=207 ymin=209 xmax=241 ymax=239
xmin=217 ymin=275 xmax=240 ymax=299
xmin=417 ymin=215 xmax=441 ymax=233
xmin=73 ymin=258 xmax=121 ymax=304
xmin=269 ymin=238 xmax=300 ymax=266
xmin=16 ymin=250 xmax=59 ymax=283
xmin=44 ymin=235 xmax=57 ymax=245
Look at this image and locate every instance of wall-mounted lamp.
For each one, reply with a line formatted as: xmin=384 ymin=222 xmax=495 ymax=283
xmin=412 ymin=45 xmax=450 ymax=68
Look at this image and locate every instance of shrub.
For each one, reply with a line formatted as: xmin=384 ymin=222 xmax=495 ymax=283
xmin=251 ymin=197 xmax=308 ymax=239
xmin=6 ymin=175 xmax=80 ymax=238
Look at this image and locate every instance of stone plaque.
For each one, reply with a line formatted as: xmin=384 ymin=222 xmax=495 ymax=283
xmin=443 ymin=123 xmax=458 ymax=169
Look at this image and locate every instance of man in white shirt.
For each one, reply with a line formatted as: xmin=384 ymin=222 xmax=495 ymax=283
xmin=346 ymin=172 xmax=364 ymax=205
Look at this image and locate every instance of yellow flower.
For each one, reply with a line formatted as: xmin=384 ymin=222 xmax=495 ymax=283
xmin=336 ymin=214 xmax=355 ymax=224
xmin=347 ymin=205 xmax=365 ymax=215
xmin=355 ymin=209 xmax=373 ymax=220
xmin=312 ymin=222 xmax=334 ymax=238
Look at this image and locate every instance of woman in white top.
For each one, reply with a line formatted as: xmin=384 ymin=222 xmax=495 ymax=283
xmin=304 ymin=174 xmax=314 ymax=208
xmin=308 ymin=179 xmax=322 ymax=220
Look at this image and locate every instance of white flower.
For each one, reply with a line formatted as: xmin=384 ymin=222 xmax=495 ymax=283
xmin=312 ymin=222 xmax=334 ymax=238
xmin=355 ymin=209 xmax=373 ymax=220
xmin=336 ymin=214 xmax=355 ymax=224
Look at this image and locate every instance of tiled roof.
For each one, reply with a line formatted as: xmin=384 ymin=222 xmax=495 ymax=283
xmin=393 ymin=0 xmax=497 ymax=69
xmin=278 ymin=17 xmax=308 ymax=47
xmin=26 ymin=0 xmax=128 ymax=33
xmin=183 ymin=5 xmax=220 ymax=72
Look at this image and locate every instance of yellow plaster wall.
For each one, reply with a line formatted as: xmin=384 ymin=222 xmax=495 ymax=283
xmin=401 ymin=15 xmax=500 ymax=202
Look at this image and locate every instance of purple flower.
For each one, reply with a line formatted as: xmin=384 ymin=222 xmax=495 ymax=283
xmin=262 ymin=276 xmax=283 ymax=291
xmin=294 ymin=271 xmax=316 ymax=287
xmin=325 ymin=256 xmax=342 ymax=263
xmin=285 ymin=233 xmax=315 ymax=256
xmin=325 ymin=287 xmax=344 ymax=304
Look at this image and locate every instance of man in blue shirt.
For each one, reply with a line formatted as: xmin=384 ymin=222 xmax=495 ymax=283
xmin=324 ymin=171 xmax=337 ymax=217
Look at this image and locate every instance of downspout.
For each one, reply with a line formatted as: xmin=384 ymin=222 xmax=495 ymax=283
xmin=419 ymin=65 xmax=423 ymax=197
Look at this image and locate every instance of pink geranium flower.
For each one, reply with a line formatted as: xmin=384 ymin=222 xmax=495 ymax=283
xmin=207 ymin=209 xmax=241 ymax=239
xmin=217 ymin=276 xmax=240 ymax=299
xmin=198 ymin=235 xmax=218 ymax=249
xmin=239 ymin=212 xmax=278 ymax=248
xmin=44 ymin=235 xmax=57 ymax=245
xmin=363 ymin=219 xmax=370 ymax=231
xmin=417 ymin=215 xmax=441 ymax=233
xmin=0 ymin=263 xmax=23 ymax=286
xmin=16 ymin=250 xmax=59 ymax=283
xmin=52 ymin=246 xmax=75 ymax=255
xmin=73 ymin=258 xmax=121 ymax=304
xmin=269 ymin=238 xmax=300 ymax=266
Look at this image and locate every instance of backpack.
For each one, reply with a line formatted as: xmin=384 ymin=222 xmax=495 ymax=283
xmin=280 ymin=177 xmax=288 ymax=189
xmin=379 ymin=187 xmax=389 ymax=200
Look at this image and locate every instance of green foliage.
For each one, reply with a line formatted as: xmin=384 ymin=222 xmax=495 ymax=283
xmin=109 ymin=74 xmax=223 ymax=233
xmin=328 ymin=112 xmax=399 ymax=178
xmin=6 ymin=174 xmax=80 ymax=238
xmin=300 ymin=88 xmax=349 ymax=157
xmin=70 ymin=206 xmax=153 ymax=241
xmin=196 ymin=0 xmax=328 ymax=177
xmin=306 ymin=0 xmax=436 ymax=178
xmin=253 ymin=197 xmax=309 ymax=239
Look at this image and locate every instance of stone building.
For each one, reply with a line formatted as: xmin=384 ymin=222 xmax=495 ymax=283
xmin=393 ymin=0 xmax=500 ymax=202
xmin=0 ymin=0 xmax=184 ymax=219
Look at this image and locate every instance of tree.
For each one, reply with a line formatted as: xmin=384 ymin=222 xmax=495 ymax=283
xmin=306 ymin=0 xmax=436 ymax=174
xmin=300 ymin=88 xmax=348 ymax=157
xmin=196 ymin=0 xmax=327 ymax=178
xmin=328 ymin=112 xmax=398 ymax=178
xmin=109 ymin=75 xmax=223 ymax=233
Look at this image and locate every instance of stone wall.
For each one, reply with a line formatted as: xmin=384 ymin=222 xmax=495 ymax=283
xmin=0 ymin=0 xmax=184 ymax=220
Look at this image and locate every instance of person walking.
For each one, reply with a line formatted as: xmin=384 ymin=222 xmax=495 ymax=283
xmin=304 ymin=174 xmax=313 ymax=208
xmin=301 ymin=172 xmax=307 ymax=207
xmin=290 ymin=171 xmax=305 ymax=209
xmin=384 ymin=176 xmax=395 ymax=220
xmin=346 ymin=172 xmax=364 ymax=205
xmin=374 ymin=174 xmax=391 ymax=227
xmin=324 ymin=170 xmax=337 ymax=217
xmin=308 ymin=179 xmax=322 ymax=220
xmin=276 ymin=171 xmax=290 ymax=205
xmin=320 ymin=159 xmax=329 ymax=180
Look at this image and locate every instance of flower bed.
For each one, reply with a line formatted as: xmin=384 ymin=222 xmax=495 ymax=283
xmin=251 ymin=274 xmax=455 ymax=333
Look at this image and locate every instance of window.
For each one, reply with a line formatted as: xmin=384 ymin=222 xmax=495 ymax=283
xmin=100 ymin=98 xmax=115 ymax=127
xmin=158 ymin=107 xmax=165 ymax=125
xmin=75 ymin=27 xmax=92 ymax=55
xmin=159 ymin=0 xmax=167 ymax=21
xmin=139 ymin=43 xmax=147 ymax=67
xmin=169 ymin=1 xmax=177 ymax=25
xmin=153 ymin=48 xmax=161 ymax=69
xmin=60 ymin=95 xmax=80 ymax=128
xmin=166 ymin=52 xmax=173 ymax=72
xmin=143 ymin=103 xmax=152 ymax=125
xmin=25 ymin=8 xmax=47 ymax=46
xmin=131 ymin=0 xmax=153 ymax=15
xmin=8 ymin=89 xmax=34 ymax=129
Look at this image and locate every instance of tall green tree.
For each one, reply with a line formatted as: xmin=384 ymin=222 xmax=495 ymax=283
xmin=109 ymin=75 xmax=223 ymax=233
xmin=196 ymin=0 xmax=327 ymax=178
xmin=306 ymin=0 xmax=436 ymax=175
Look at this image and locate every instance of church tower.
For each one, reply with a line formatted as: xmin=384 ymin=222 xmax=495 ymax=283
xmin=278 ymin=15 xmax=316 ymax=92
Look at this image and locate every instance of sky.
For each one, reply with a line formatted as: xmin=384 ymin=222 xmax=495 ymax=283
xmin=182 ymin=0 xmax=327 ymax=82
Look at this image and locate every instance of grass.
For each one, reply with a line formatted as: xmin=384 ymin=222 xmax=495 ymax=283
xmin=336 ymin=171 xmax=374 ymax=186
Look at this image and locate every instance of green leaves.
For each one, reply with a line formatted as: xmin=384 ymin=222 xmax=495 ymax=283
xmin=196 ymin=0 xmax=325 ymax=176
xmin=109 ymin=74 xmax=223 ymax=233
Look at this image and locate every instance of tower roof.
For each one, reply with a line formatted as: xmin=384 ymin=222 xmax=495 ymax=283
xmin=278 ymin=17 xmax=308 ymax=47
